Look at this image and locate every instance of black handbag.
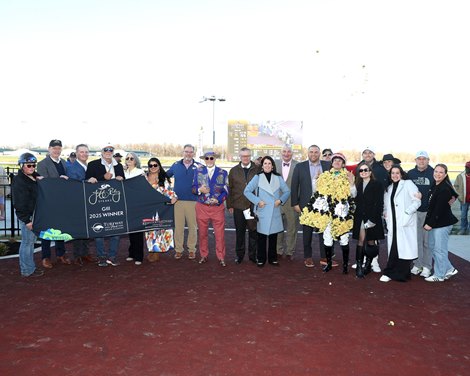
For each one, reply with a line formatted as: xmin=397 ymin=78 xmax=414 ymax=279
xmin=250 ymin=187 xmax=259 ymax=221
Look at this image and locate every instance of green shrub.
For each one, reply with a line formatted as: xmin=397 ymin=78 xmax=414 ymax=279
xmin=0 ymin=243 xmax=8 ymax=256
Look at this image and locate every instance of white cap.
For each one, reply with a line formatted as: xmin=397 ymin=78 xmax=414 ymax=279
xmin=362 ymin=146 xmax=375 ymax=154
xmin=415 ymin=150 xmax=429 ymax=159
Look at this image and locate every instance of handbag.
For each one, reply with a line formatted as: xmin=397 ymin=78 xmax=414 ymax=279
xmin=249 ymin=187 xmax=260 ymax=221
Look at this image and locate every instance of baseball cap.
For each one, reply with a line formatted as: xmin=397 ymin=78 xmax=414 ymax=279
xmin=362 ymin=146 xmax=375 ymax=154
xmin=49 ymin=139 xmax=62 ymax=147
xmin=415 ymin=151 xmax=429 ymax=159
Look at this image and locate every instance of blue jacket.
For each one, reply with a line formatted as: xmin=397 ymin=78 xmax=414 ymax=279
xmin=167 ymin=159 xmax=202 ymax=201
xmin=66 ymin=161 xmax=87 ymax=181
xmin=244 ymin=173 xmax=291 ymax=235
xmin=192 ymin=165 xmax=228 ymax=205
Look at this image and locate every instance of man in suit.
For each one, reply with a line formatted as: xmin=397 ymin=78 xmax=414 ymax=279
xmin=66 ymin=143 xmax=96 ymax=265
xmin=37 ymin=139 xmax=70 ymax=268
xmin=275 ymin=144 xmax=298 ymax=260
xmin=227 ymin=147 xmax=260 ymax=264
xmin=291 ymin=144 xmax=331 ymax=267
xmin=85 ymin=143 xmax=125 ymax=267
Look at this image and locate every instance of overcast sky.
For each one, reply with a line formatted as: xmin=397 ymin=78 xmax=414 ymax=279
xmin=1 ymin=0 xmax=468 ymax=154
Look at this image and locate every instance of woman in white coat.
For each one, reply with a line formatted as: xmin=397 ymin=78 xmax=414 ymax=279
xmin=381 ymin=165 xmax=421 ymax=282
xmin=244 ymin=156 xmax=291 ymax=267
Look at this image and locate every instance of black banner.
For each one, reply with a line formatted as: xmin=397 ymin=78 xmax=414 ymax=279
xmin=33 ymin=176 xmax=174 ymax=239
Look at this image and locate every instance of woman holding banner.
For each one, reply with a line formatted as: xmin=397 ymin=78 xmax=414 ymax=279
xmin=124 ymin=152 xmax=146 ymax=265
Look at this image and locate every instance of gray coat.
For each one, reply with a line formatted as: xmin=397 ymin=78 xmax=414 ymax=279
xmin=244 ymin=173 xmax=291 ymax=235
xmin=37 ymin=155 xmax=67 ymax=178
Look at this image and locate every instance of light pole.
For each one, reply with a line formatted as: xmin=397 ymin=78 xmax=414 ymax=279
xmin=199 ymin=96 xmax=226 ymax=148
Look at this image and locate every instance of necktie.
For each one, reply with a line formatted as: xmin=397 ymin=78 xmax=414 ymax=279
xmin=283 ymin=163 xmax=289 ymax=167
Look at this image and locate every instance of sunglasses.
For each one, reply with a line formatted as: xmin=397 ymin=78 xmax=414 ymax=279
xmin=323 ymin=153 xmax=332 ymax=157
xmin=205 ymin=156 xmax=215 ymax=160
xmin=25 ymin=164 xmax=36 ymax=168
xmin=125 ymin=157 xmax=134 ymax=161
xmin=148 ymin=164 xmax=159 ymax=168
xmin=103 ymin=147 xmax=114 ymax=152
xmin=359 ymin=168 xmax=370 ymax=173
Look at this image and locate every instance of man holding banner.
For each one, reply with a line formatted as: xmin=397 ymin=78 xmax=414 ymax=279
xmin=85 ymin=143 xmax=125 ymax=267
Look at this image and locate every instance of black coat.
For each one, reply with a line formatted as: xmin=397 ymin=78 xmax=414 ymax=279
xmin=424 ymin=182 xmax=458 ymax=229
xmin=12 ymin=170 xmax=39 ymax=224
xmin=85 ymin=159 xmax=125 ymax=181
xmin=352 ymin=179 xmax=385 ymax=240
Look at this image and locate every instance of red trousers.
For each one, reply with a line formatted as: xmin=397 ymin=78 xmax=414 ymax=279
xmin=195 ymin=203 xmax=226 ymax=260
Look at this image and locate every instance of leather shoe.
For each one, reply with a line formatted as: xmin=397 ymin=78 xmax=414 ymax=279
xmin=57 ymin=256 xmax=72 ymax=265
xmin=42 ymin=258 xmax=53 ymax=269
xmin=304 ymin=258 xmax=314 ymax=268
xmin=235 ymin=257 xmax=243 ymax=264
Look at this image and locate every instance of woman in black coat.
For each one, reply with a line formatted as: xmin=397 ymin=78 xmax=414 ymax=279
xmin=423 ymin=164 xmax=458 ymax=282
xmin=352 ymin=162 xmax=385 ymax=278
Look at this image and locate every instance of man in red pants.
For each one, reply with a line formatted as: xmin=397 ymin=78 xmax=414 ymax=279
xmin=192 ymin=151 xmax=229 ymax=267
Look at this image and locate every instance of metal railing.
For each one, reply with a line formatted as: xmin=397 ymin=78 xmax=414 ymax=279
xmin=0 ymin=168 xmax=465 ymax=239
xmin=1 ymin=171 xmax=19 ymax=238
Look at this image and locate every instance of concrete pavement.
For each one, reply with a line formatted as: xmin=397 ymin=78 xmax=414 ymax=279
xmin=449 ymin=234 xmax=470 ymax=261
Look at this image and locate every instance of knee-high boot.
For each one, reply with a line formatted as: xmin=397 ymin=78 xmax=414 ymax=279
xmin=341 ymin=244 xmax=349 ymax=274
xmin=355 ymin=245 xmax=365 ymax=279
xmin=363 ymin=255 xmax=373 ymax=275
xmin=323 ymin=246 xmax=333 ymax=272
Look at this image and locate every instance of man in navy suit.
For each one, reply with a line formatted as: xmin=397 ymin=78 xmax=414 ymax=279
xmin=291 ymin=145 xmax=331 ymax=268
xmin=66 ymin=143 xmax=96 ymax=265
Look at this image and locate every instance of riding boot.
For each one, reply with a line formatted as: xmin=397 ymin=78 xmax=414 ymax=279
xmin=341 ymin=244 xmax=349 ymax=274
xmin=355 ymin=245 xmax=365 ymax=279
xmin=363 ymin=255 xmax=373 ymax=275
xmin=322 ymin=246 xmax=333 ymax=272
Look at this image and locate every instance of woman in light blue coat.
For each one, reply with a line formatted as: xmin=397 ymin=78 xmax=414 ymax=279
xmin=244 ymin=156 xmax=291 ymax=267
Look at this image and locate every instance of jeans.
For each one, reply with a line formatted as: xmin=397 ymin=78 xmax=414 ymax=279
xmin=461 ymin=202 xmax=469 ymax=231
xmin=95 ymin=236 xmax=120 ymax=260
xmin=19 ymin=220 xmax=37 ymax=276
xmin=428 ymin=225 xmax=454 ymax=279
xmin=41 ymin=239 xmax=65 ymax=259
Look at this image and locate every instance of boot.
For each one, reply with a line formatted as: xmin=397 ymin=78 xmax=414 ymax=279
xmin=341 ymin=245 xmax=349 ymax=274
xmin=322 ymin=246 xmax=333 ymax=272
xmin=363 ymin=256 xmax=373 ymax=275
xmin=355 ymin=245 xmax=365 ymax=279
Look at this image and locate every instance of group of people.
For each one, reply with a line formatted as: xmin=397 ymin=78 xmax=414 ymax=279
xmin=11 ymin=141 xmax=464 ymax=284
xmin=12 ymin=140 xmax=176 ymax=276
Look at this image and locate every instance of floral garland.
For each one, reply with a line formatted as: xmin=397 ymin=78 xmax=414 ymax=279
xmin=299 ymin=169 xmax=355 ymax=240
xmin=316 ymin=169 xmax=351 ymax=201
